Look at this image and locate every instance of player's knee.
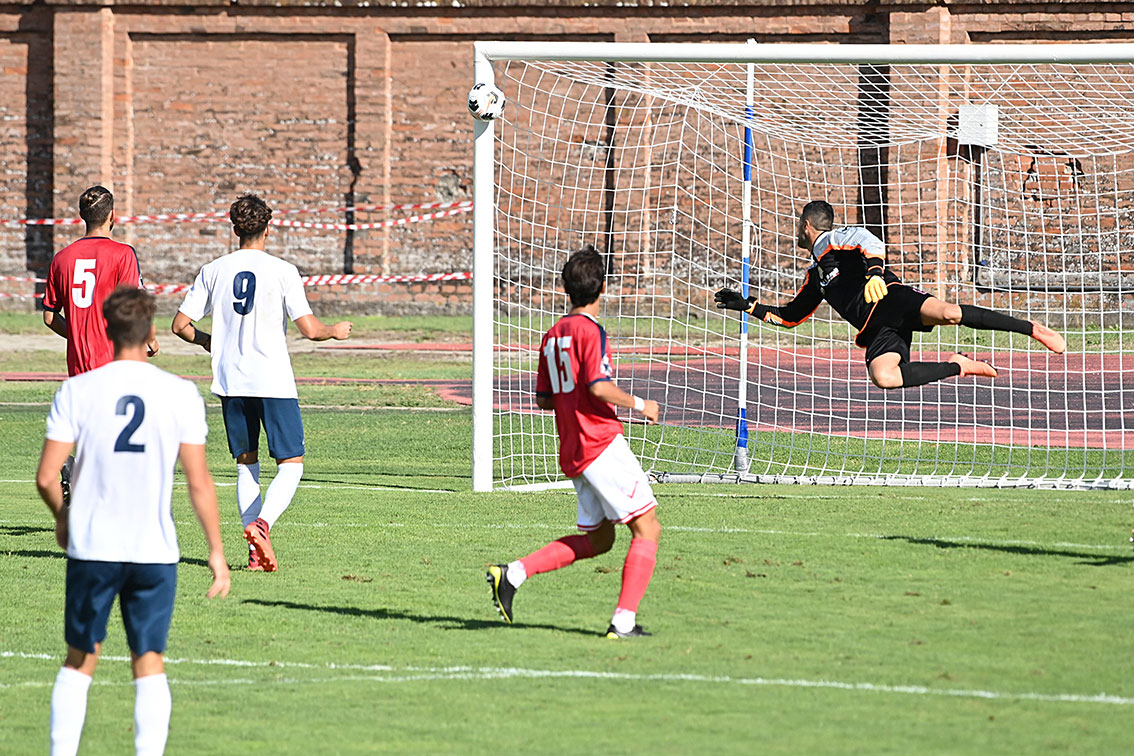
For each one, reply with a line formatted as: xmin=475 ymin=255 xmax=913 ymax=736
xmin=587 ymin=526 xmax=615 ymax=554
xmin=869 ymin=368 xmax=903 ymax=390
xmin=627 ymin=509 xmax=661 ymax=542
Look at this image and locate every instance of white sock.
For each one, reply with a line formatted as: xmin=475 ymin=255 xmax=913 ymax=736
xmin=506 ymin=560 xmax=527 ymax=588
xmin=133 ymin=673 xmax=171 ymax=756
xmin=259 ymin=462 xmax=303 ymax=529
xmin=50 ymin=666 xmax=91 ymax=756
xmin=236 ymin=463 xmax=262 ymax=528
xmin=611 ymin=608 xmax=636 ymax=634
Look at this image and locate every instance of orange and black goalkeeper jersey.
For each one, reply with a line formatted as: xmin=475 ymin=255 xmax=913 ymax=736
xmin=753 ymin=226 xmax=900 ymax=333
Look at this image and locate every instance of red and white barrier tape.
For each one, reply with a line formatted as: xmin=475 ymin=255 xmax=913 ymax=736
xmin=271 ymin=206 xmax=471 ymax=231
xmin=0 ymin=271 xmax=473 ymax=299
xmin=2 ymin=200 xmax=472 ymax=228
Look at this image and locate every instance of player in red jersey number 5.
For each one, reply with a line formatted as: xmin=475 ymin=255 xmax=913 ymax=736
xmin=487 ymin=246 xmax=662 ymax=639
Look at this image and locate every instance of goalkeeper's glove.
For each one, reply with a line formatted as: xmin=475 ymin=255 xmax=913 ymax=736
xmin=863 ymin=276 xmax=888 ymax=304
xmin=714 ymin=288 xmax=768 ymax=320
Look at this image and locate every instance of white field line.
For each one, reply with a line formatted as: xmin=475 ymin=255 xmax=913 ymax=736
xmin=1 ymin=651 xmax=1130 ymax=706
xmin=0 ymin=509 xmax=1125 ymax=551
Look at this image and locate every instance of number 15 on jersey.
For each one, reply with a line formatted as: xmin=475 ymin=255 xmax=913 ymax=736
xmin=543 ymin=336 xmax=575 ymax=394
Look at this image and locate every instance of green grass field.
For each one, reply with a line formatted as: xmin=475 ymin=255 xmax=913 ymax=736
xmin=1 ymin=315 xmax=1133 ymax=754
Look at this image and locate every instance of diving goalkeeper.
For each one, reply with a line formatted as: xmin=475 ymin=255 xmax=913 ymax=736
xmin=715 ymin=200 xmax=1066 ymax=389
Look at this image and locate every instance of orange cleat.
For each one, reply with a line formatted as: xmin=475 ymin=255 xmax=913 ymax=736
xmin=243 ymin=518 xmax=277 ymax=572
xmin=949 ymin=354 xmax=998 ymax=379
xmin=247 ymin=549 xmax=265 ymax=572
xmin=1030 ymin=322 xmax=1066 ymax=355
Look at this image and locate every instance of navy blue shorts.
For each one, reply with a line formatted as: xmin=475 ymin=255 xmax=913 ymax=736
xmin=220 ymin=396 xmax=305 ymax=460
xmin=64 ymin=560 xmax=177 ymax=655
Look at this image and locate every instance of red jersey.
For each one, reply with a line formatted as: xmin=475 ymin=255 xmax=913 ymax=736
xmin=42 ymin=237 xmax=142 ymax=376
xmin=536 ymin=312 xmax=624 ymax=477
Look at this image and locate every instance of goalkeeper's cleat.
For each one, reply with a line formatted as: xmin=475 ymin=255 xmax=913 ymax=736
xmin=949 ymin=354 xmax=998 ymax=379
xmin=247 ymin=554 xmax=264 ymax=572
xmin=485 ymin=564 xmax=516 ymax=624
xmin=60 ymin=455 xmax=74 ymax=509
xmin=243 ymin=518 xmax=277 ymax=572
xmin=1030 ymin=322 xmax=1067 ymax=355
xmin=605 ymin=624 xmax=652 ymax=639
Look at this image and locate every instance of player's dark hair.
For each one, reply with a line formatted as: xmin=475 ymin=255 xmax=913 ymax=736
xmin=230 ymin=193 xmax=273 ymax=242
xmin=78 ymin=186 xmax=114 ymax=228
xmin=102 ymin=286 xmax=155 ymax=349
xmin=561 ymin=244 xmax=605 ymax=307
xmin=800 ymin=200 xmax=834 ymax=231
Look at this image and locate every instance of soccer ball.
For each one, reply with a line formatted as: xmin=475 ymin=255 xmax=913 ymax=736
xmin=467 ymin=82 xmax=506 ymax=121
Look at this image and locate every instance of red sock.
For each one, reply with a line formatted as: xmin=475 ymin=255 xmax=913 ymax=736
xmin=520 ymin=534 xmax=596 ymax=576
xmin=616 ymin=538 xmax=658 ymax=613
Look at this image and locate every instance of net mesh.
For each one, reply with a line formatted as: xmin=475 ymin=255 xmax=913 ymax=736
xmin=488 ymin=54 xmax=1134 ymax=490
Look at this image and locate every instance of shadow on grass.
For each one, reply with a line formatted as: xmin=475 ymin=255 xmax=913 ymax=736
xmin=242 ymin=597 xmax=598 ymax=637
xmin=882 ymin=535 xmax=1134 ymax=567
xmin=0 ymin=524 xmax=53 ymax=536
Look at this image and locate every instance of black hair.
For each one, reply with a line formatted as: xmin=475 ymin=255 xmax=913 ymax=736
xmin=79 ymin=186 xmax=114 ymax=228
xmin=102 ymin=286 xmax=155 ymax=349
xmin=799 ymin=200 xmax=834 ymax=231
xmin=229 ymin=194 xmax=273 ymax=241
xmin=561 ymin=244 xmax=605 ymax=307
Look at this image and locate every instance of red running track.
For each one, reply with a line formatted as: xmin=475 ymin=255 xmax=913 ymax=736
xmin=8 ymin=345 xmax=1131 ymax=449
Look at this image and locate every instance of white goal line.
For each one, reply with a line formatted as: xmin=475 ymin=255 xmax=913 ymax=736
xmin=2 ymin=651 xmax=1130 ymax=706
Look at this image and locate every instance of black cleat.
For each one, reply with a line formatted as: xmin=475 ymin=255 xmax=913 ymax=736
xmin=605 ymin=624 xmax=652 ymax=639
xmin=486 ymin=564 xmax=516 ymax=624
xmin=60 ymin=455 xmax=74 ymax=509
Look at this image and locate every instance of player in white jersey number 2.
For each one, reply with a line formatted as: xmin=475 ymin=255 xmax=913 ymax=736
xmin=36 ymin=286 xmax=230 ymax=756
xmin=172 ymin=194 xmax=352 ymax=572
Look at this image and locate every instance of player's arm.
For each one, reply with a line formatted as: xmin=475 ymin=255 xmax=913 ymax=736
xmin=715 ymin=268 xmax=823 ymax=327
xmin=858 ymin=231 xmax=888 ymax=304
xmin=171 ymin=311 xmax=211 ymax=352
xmin=590 ymin=380 xmax=659 ymax=424
xmin=42 ymin=308 xmax=68 ymax=339
xmin=35 ymin=439 xmax=74 ymax=549
xmin=295 ymin=314 xmax=352 ymax=341
xmin=41 ymin=263 xmax=67 ymax=339
xmin=178 ymin=442 xmax=230 ymax=599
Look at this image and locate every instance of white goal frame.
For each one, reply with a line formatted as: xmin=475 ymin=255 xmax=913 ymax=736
xmin=471 ymin=41 xmax=1134 ymax=492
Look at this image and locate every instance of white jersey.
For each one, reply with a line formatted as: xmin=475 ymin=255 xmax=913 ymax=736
xmin=810 ymin=226 xmax=885 ymax=264
xmin=178 ymin=248 xmax=313 ymax=398
xmin=45 ymin=361 xmax=209 ymax=564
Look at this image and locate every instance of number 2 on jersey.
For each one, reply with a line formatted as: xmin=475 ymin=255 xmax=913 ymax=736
xmin=543 ymin=336 xmax=575 ymax=394
xmin=232 ymin=271 xmax=257 ymax=315
xmin=114 ymin=396 xmax=146 ymax=453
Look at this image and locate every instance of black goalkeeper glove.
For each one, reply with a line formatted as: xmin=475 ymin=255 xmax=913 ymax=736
xmin=714 ymin=288 xmax=768 ymax=320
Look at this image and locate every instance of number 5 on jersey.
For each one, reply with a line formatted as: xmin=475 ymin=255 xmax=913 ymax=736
xmin=543 ymin=336 xmax=575 ymax=394
xmin=71 ymin=259 xmax=97 ymax=308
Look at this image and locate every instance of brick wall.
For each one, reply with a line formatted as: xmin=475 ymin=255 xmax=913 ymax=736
xmin=1 ymin=1 xmax=1134 ymax=314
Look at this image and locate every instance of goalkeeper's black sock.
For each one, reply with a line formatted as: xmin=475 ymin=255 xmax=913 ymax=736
xmin=959 ymin=305 xmax=1033 ymax=335
xmin=899 ymin=361 xmax=962 ymax=388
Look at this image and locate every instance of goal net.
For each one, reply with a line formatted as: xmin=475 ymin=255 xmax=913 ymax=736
xmin=471 ymin=42 xmax=1134 ymax=491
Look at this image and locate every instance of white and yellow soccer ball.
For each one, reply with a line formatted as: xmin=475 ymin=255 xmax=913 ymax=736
xmin=467 ymin=82 xmax=506 ymax=121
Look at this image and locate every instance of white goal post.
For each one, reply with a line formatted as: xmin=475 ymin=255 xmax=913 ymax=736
xmin=472 ymin=41 xmax=1134 ymax=492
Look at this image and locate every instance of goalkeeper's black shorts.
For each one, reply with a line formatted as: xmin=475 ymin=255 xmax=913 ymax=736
xmin=858 ymin=284 xmax=933 ymax=364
